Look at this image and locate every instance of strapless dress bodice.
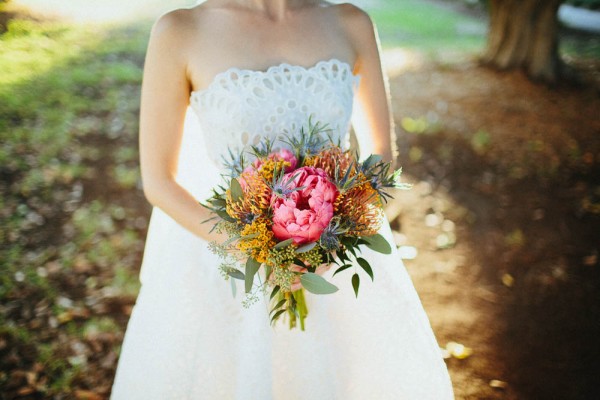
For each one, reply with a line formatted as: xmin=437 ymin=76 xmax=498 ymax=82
xmin=189 ymin=58 xmax=360 ymax=166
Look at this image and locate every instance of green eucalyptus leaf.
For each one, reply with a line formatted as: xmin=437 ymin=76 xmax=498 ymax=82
xmin=273 ymin=238 xmax=294 ymax=249
xmin=332 ymin=264 xmax=352 ymax=277
xmin=357 ymin=257 xmax=374 ymax=281
xmin=363 ymin=234 xmax=392 ymax=254
xmin=231 ymin=178 xmax=244 ymax=202
xmin=245 ymin=258 xmax=261 ymax=293
xmin=209 ymin=198 xmax=227 ymax=208
xmin=222 ymin=236 xmax=239 ymax=247
xmin=300 ymin=273 xmax=339 ymax=295
xmin=230 ymin=277 xmax=237 ymax=297
xmin=240 ymin=232 xmax=259 ymax=240
xmin=352 ymin=273 xmax=360 ymax=298
xmin=216 ymin=209 xmax=236 ymax=223
xmin=296 ymin=242 xmax=317 ymax=253
xmin=227 ymin=269 xmax=245 ymax=280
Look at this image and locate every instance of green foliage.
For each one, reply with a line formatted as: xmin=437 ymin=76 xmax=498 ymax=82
xmin=369 ymin=0 xmax=486 ymax=53
xmin=299 ymin=273 xmax=339 ymax=295
xmin=244 ymin=257 xmax=261 ymax=293
xmin=362 ymin=233 xmax=392 ymax=255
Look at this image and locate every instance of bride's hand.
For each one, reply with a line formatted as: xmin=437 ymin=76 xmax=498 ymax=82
xmin=290 ymin=263 xmax=333 ymax=292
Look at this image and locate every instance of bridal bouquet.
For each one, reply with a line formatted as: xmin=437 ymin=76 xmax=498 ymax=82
xmin=202 ymin=120 xmax=410 ymax=330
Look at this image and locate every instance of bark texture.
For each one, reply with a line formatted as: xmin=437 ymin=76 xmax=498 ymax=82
xmin=482 ymin=0 xmax=563 ymax=82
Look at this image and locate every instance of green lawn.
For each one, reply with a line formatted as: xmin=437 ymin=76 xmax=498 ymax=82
xmin=368 ymin=0 xmax=487 ymax=54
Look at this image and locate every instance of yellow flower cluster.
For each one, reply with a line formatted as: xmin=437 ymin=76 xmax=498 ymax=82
xmin=237 ymin=219 xmax=275 ymax=263
xmin=257 ymin=159 xmax=292 ymax=182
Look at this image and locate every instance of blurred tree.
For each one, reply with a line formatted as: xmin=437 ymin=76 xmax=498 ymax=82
xmin=482 ymin=0 xmax=564 ymax=82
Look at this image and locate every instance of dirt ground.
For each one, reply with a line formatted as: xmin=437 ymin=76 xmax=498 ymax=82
xmin=386 ymin=57 xmax=600 ymax=399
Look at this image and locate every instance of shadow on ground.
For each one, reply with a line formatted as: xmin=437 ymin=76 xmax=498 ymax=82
xmin=388 ymin=59 xmax=600 ymax=399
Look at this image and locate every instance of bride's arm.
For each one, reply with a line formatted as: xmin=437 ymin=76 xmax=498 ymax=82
xmin=342 ymin=6 xmax=398 ymax=166
xmin=139 ymin=11 xmax=225 ymax=242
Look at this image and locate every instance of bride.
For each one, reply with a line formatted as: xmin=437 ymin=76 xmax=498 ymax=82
xmin=110 ymin=0 xmax=454 ymax=398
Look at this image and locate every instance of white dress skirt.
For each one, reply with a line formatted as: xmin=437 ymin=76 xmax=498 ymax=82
xmin=110 ymin=59 xmax=454 ymax=399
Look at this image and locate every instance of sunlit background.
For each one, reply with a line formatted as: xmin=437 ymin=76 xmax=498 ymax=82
xmin=1 ymin=0 xmax=599 ymax=399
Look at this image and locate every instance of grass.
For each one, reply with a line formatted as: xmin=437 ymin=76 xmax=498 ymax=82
xmin=367 ymin=0 xmax=600 ymax=60
xmin=367 ymin=0 xmax=487 ymax=54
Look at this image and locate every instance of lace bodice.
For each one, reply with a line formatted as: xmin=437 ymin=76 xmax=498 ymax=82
xmin=189 ymin=58 xmax=360 ymax=166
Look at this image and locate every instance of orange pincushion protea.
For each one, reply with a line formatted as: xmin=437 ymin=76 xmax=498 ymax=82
xmin=226 ymin=170 xmax=271 ymax=223
xmin=335 ymin=176 xmax=384 ymax=236
xmin=305 ymin=147 xmax=356 ymax=179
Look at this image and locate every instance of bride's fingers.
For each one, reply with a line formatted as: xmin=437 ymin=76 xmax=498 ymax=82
xmin=290 ymin=275 xmax=302 ymax=291
xmin=289 ymin=265 xmax=307 ymax=273
xmin=287 ymin=263 xmax=332 ymax=291
xmin=315 ymin=263 xmax=333 ymax=275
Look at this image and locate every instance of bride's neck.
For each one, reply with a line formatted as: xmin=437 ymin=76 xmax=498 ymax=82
xmin=238 ymin=0 xmax=315 ymax=20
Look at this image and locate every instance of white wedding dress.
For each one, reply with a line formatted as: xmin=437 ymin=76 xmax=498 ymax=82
xmin=110 ymin=59 xmax=454 ymax=399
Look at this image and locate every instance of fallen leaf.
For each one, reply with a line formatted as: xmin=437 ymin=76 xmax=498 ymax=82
xmin=489 ymin=379 xmax=508 ymax=389
xmin=75 ymin=389 xmax=104 ymax=400
xmin=446 ymin=341 xmax=473 ymax=359
xmin=501 ymin=273 xmax=514 ymax=287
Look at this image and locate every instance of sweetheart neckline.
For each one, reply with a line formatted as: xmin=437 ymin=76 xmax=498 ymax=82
xmin=189 ymin=58 xmax=358 ymax=99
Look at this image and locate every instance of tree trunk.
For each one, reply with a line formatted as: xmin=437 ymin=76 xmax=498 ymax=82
xmin=482 ymin=0 xmax=563 ymax=82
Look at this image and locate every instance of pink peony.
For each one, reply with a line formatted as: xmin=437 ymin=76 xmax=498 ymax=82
xmin=271 ymin=167 xmax=338 ymax=245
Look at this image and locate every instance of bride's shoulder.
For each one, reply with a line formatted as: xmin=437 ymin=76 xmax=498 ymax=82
xmin=149 ymin=1 xmax=233 ymax=39
xmin=327 ymin=3 xmax=373 ymax=30
xmin=320 ymin=2 xmax=375 ymax=35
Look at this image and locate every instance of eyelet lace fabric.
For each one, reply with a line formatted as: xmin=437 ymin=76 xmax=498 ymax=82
xmin=189 ymin=59 xmax=359 ymax=166
xmin=110 ymin=59 xmax=454 ymax=399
